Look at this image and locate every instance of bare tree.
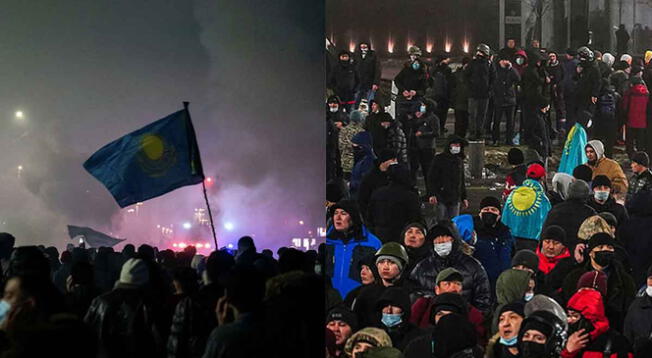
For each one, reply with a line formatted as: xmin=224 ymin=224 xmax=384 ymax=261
xmin=524 ymin=0 xmax=554 ymax=45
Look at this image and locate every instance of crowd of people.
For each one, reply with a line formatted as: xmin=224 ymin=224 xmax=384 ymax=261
xmin=325 ymin=38 xmax=652 ymax=358
xmin=0 ymin=233 xmax=322 ymax=358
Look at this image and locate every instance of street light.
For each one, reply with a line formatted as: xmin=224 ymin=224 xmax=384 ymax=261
xmin=15 ymin=111 xmax=23 ymax=119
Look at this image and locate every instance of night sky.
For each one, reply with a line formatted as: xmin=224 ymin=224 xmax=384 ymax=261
xmin=0 ymin=1 xmax=324 ymax=251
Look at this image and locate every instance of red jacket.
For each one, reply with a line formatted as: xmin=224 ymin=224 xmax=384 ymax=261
xmin=410 ymin=296 xmax=487 ymax=347
xmin=535 ymin=247 xmax=571 ymax=274
xmin=623 ymin=83 xmax=649 ymax=128
xmin=561 ymin=289 xmax=633 ymax=358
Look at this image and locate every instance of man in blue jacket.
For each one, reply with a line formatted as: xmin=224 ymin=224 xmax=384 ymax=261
xmin=326 ymin=200 xmax=382 ymax=298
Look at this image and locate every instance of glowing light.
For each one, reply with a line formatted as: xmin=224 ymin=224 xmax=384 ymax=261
xmin=299 ymin=220 xmax=304 ymax=225
xmin=349 ymin=41 xmax=356 ymax=53
xmin=172 ymin=243 xmax=178 ymax=248
xmin=426 ymin=41 xmax=433 ymax=53
xmin=179 ymin=242 xmax=187 ymax=248
xmin=227 ymin=243 xmax=234 ymax=249
xmin=15 ymin=111 xmax=23 ymax=119
xmin=224 ymin=222 xmax=234 ymax=231
xmin=387 ymin=37 xmax=394 ymax=54
xmin=205 ymin=243 xmax=211 ymax=249
xmin=406 ymin=40 xmax=414 ymax=52
xmin=196 ymin=243 xmax=203 ymax=248
xmin=156 ymin=225 xmax=160 ymax=228
xmin=17 ymin=165 xmax=22 ymax=171
xmin=183 ymin=222 xmax=192 ymax=229
xmin=445 ymin=41 xmax=452 ymax=53
xmin=318 ymin=227 xmax=327 ymax=237
xmin=463 ymin=40 xmax=470 ymax=53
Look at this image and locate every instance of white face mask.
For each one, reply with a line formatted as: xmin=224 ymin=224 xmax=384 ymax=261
xmin=646 ymin=286 xmax=652 ymax=297
xmin=450 ymin=146 xmax=461 ymax=155
xmin=329 ymin=106 xmax=338 ymax=113
xmin=434 ymin=242 xmax=453 ymax=257
xmin=524 ymin=292 xmax=534 ymax=301
xmin=516 ymin=57 xmax=525 ymax=65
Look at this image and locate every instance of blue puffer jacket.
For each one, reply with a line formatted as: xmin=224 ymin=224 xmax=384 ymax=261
xmin=471 ymin=216 xmax=514 ymax=293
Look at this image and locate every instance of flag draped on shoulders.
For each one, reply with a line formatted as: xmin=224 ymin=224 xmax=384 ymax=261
xmin=557 ymin=122 xmax=588 ymax=175
xmin=501 ymin=179 xmax=551 ymax=240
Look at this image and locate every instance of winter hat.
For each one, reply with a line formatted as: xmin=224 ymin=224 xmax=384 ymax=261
xmin=526 ymin=163 xmax=546 ymax=180
xmin=377 ymin=148 xmax=398 ymax=164
xmin=375 ymin=242 xmax=409 ymax=272
xmin=451 ymin=214 xmax=474 ymax=243
xmin=338 ymin=50 xmax=351 ymax=58
xmin=541 ymin=225 xmax=567 ymax=248
xmin=577 ymin=216 xmax=613 ymax=241
xmin=433 ymin=313 xmax=477 ymax=358
xmin=587 ymin=232 xmax=616 ymax=252
xmin=499 ymin=302 xmax=526 ymax=318
xmin=598 ymin=212 xmax=618 ymax=228
xmin=646 ymin=50 xmax=652 ymax=64
xmin=432 ymin=292 xmax=468 ymax=316
xmin=573 ymin=165 xmax=593 ymax=182
xmin=358 ymin=347 xmax=405 ymax=358
xmin=376 ymin=255 xmax=403 ymax=272
xmin=480 ymin=196 xmax=502 ymax=210
xmin=568 ymin=179 xmax=590 ymax=200
xmin=327 ymin=306 xmax=358 ymax=331
xmin=602 ymin=53 xmax=615 ymax=67
xmin=408 ymin=46 xmax=422 ymax=56
xmin=646 ymin=264 xmax=652 ymax=279
xmin=511 ymin=250 xmax=539 ymax=272
xmin=344 ymin=328 xmax=392 ymax=356
xmin=631 ymin=65 xmax=643 ymax=76
xmin=436 ymin=267 xmax=464 ymax=286
xmin=330 ymin=200 xmax=362 ymax=227
xmin=577 ymin=271 xmax=608 ymax=297
xmin=427 ymin=223 xmax=456 ymax=241
xmin=520 ymin=312 xmax=554 ymax=338
xmin=326 ymin=179 xmax=348 ymax=203
xmin=401 ymin=222 xmax=427 ymax=241
xmin=349 ymin=110 xmax=364 ymax=124
xmin=591 ymin=175 xmax=612 ymax=190
xmin=632 ymin=151 xmax=650 ymax=167
xmin=507 ymin=148 xmax=525 ymax=165
xmin=620 ymin=53 xmax=633 ymax=64
xmin=375 ymin=287 xmax=412 ymax=320
xmin=117 ymin=258 xmax=149 ymax=288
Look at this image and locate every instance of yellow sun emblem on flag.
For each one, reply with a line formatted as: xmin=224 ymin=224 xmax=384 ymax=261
xmin=508 ymin=182 xmax=543 ymax=216
xmin=137 ymin=134 xmax=177 ymax=177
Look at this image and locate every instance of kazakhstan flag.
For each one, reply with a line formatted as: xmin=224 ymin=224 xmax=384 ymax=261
xmin=84 ymin=106 xmax=204 ymax=208
xmin=557 ymin=122 xmax=588 ymax=175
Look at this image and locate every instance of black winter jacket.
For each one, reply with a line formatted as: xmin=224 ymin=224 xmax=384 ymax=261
xmin=328 ymin=61 xmax=359 ymax=102
xmin=541 ymin=198 xmax=596 ymax=250
xmin=367 ymin=182 xmax=422 ymax=244
xmin=492 ymin=64 xmax=521 ymax=107
xmin=586 ymin=197 xmax=629 ymax=229
xmin=464 ymin=57 xmax=496 ymax=99
xmin=353 ymin=49 xmax=381 ymax=89
xmin=521 ymin=64 xmax=550 ymax=109
xmin=622 ymin=190 xmax=652 ymax=287
xmin=395 ymin=62 xmax=429 ymax=97
xmin=575 ymin=61 xmax=602 ymax=105
xmin=426 ymin=143 xmax=466 ymax=204
xmin=167 ymin=296 xmax=211 ymax=358
xmin=624 ymin=294 xmax=652 ymax=354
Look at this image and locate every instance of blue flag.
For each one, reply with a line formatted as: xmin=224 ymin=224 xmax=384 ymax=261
xmin=501 ymin=179 xmax=551 ymax=241
xmin=558 ymin=122 xmax=588 ymax=175
xmin=84 ymin=107 xmax=204 ymax=208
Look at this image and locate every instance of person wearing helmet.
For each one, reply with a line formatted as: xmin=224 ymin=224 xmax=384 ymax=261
xmin=464 ymin=43 xmax=497 ymax=140
xmin=569 ymin=46 xmax=601 ymax=130
xmin=518 ymin=310 xmax=568 ymax=358
xmin=352 ymin=242 xmax=410 ymax=328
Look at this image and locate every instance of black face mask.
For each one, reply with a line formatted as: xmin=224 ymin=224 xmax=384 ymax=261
xmin=520 ymin=341 xmax=547 ymax=358
xmin=593 ymin=250 xmax=614 ymax=267
xmin=568 ymin=317 xmax=595 ymax=336
xmin=481 ymin=212 xmax=499 ymax=227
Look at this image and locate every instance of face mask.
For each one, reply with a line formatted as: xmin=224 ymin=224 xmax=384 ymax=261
xmin=381 ymin=122 xmax=390 ymax=129
xmin=434 ymin=242 xmax=453 ymax=257
xmin=481 ymin=212 xmax=498 ymax=227
xmin=381 ymin=313 xmax=402 ymax=328
xmin=594 ymin=190 xmax=610 ymax=201
xmin=524 ymin=292 xmax=534 ymax=301
xmin=646 ymin=286 xmax=652 ymax=297
xmin=516 ymin=57 xmax=525 ymax=65
xmin=412 ymin=61 xmax=421 ymax=70
xmin=419 ymin=105 xmax=427 ymax=113
xmin=520 ymin=341 xmax=547 ymax=358
xmin=450 ymin=146 xmax=461 ymax=155
xmin=329 ymin=106 xmax=338 ymax=113
xmin=499 ymin=336 xmax=518 ymax=347
xmin=0 ymin=300 xmax=10 ymax=324
xmin=361 ymin=48 xmax=368 ymax=54
xmin=593 ymin=250 xmax=614 ymax=267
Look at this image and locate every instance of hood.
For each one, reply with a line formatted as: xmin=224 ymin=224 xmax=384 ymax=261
xmin=375 ymin=287 xmax=412 ymax=321
xmin=567 ymin=179 xmax=590 ymax=200
xmin=427 ymin=220 xmax=463 ymax=254
xmin=344 ymin=328 xmax=392 ymax=355
xmin=433 ymin=313 xmax=477 ymax=358
xmin=551 ymin=173 xmax=574 ymax=200
xmin=496 ymin=268 xmax=532 ymax=306
xmin=515 ymin=49 xmax=528 ymax=63
xmin=387 ymin=164 xmax=413 ymax=189
xmin=567 ymin=288 xmax=610 ymax=340
xmin=327 ymin=95 xmax=341 ymax=105
xmin=329 ymin=200 xmax=364 ymax=238
xmin=577 ymin=215 xmax=613 ymax=241
xmin=602 ymin=53 xmax=615 ymax=67
xmin=628 ymin=189 xmax=652 ymax=216
xmin=359 ymin=253 xmax=381 ymax=283
xmin=352 ymin=131 xmax=374 ymax=151
xmin=586 ymin=140 xmax=605 ymax=161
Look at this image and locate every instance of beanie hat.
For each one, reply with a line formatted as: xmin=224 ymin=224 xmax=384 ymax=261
xmin=521 ymin=313 xmax=554 ymax=338
xmin=376 ymin=255 xmax=403 ymax=273
xmin=632 ymin=151 xmax=650 ymax=167
xmin=573 ymin=165 xmax=593 ymax=182
xmin=432 ymin=292 xmax=468 ymax=317
xmin=117 ymin=258 xmax=149 ymax=288
xmin=511 ymin=249 xmax=539 ymax=272
xmin=436 ymin=267 xmax=464 ymax=286
xmin=401 ymin=222 xmax=427 ymax=241
xmin=349 ymin=110 xmax=364 ymax=124
xmin=327 ymin=306 xmax=358 ymax=331
xmin=526 ymin=163 xmax=546 ymax=180
xmin=507 ymin=148 xmax=525 ymax=165
xmin=587 ymin=232 xmax=616 ymax=252
xmin=568 ymin=179 xmax=590 ymax=200
xmin=591 ymin=175 xmax=612 ymax=189
xmin=344 ymin=328 xmax=392 ymax=356
xmin=577 ymin=271 xmax=608 ymax=297
xmin=499 ymin=302 xmax=526 ymax=318
xmin=480 ymin=196 xmax=502 ymax=210
xmin=377 ymin=148 xmax=398 ymax=164
xmin=541 ymin=225 xmax=567 ymax=248
xmin=598 ymin=212 xmax=618 ymax=228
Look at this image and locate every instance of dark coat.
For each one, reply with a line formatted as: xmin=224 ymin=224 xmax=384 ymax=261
xmin=452 ymin=68 xmax=470 ymax=111
xmin=586 ymin=196 xmax=629 ymax=229
xmin=328 ymin=60 xmax=359 ymax=102
xmin=353 ymin=49 xmax=381 ymax=89
xmin=367 ymin=179 xmax=422 ymax=244
xmin=386 ymin=121 xmax=408 ymax=164
xmin=350 ymin=132 xmax=376 ymax=199
xmin=167 ymin=296 xmax=211 ymax=358
xmin=543 ymin=256 xmax=579 ymax=301
xmin=541 ymin=198 xmax=596 ymax=251
xmin=358 ymin=166 xmax=390 ymax=222
xmin=202 ymin=313 xmax=264 ymax=358
xmin=622 ymin=190 xmax=652 ymax=287
xmin=626 ymin=169 xmax=652 ymax=203
xmin=395 ymin=62 xmax=429 ymax=96
xmin=521 ymin=63 xmax=550 ymax=109
xmin=575 ymin=61 xmax=602 ymax=105
xmin=472 ymin=216 xmax=514 ymax=292
xmin=375 ymin=287 xmax=428 ymax=351
xmin=426 ymin=139 xmax=466 ymax=205
xmin=411 ymin=112 xmax=438 ymax=150
xmin=464 ymin=57 xmax=496 ymax=99
xmin=409 ymin=222 xmax=492 ymax=312
xmin=545 ymin=61 xmax=565 ymax=86
xmin=624 ymin=294 xmax=652 ymax=354
xmin=364 ymin=111 xmax=392 ymax=155
xmin=492 ymin=64 xmax=521 ymax=107
xmin=430 ymin=62 xmax=454 ymax=101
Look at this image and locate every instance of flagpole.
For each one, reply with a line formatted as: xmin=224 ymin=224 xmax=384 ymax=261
xmin=202 ymin=180 xmax=219 ymax=250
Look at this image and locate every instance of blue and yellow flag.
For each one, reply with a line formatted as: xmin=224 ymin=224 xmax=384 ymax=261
xmin=501 ymin=179 xmax=551 ymax=240
xmin=558 ymin=122 xmax=588 ymax=175
xmin=84 ymin=107 xmax=204 ymax=208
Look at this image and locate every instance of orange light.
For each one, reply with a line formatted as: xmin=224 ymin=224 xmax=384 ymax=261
xmin=349 ymin=41 xmax=356 ymax=53
xmin=463 ymin=40 xmax=470 ymax=53
xmin=426 ymin=42 xmax=433 ymax=53
xmin=387 ymin=35 xmax=394 ymax=54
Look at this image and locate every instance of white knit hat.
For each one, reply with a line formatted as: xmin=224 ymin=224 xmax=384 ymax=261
xmin=116 ymin=258 xmax=149 ymax=288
